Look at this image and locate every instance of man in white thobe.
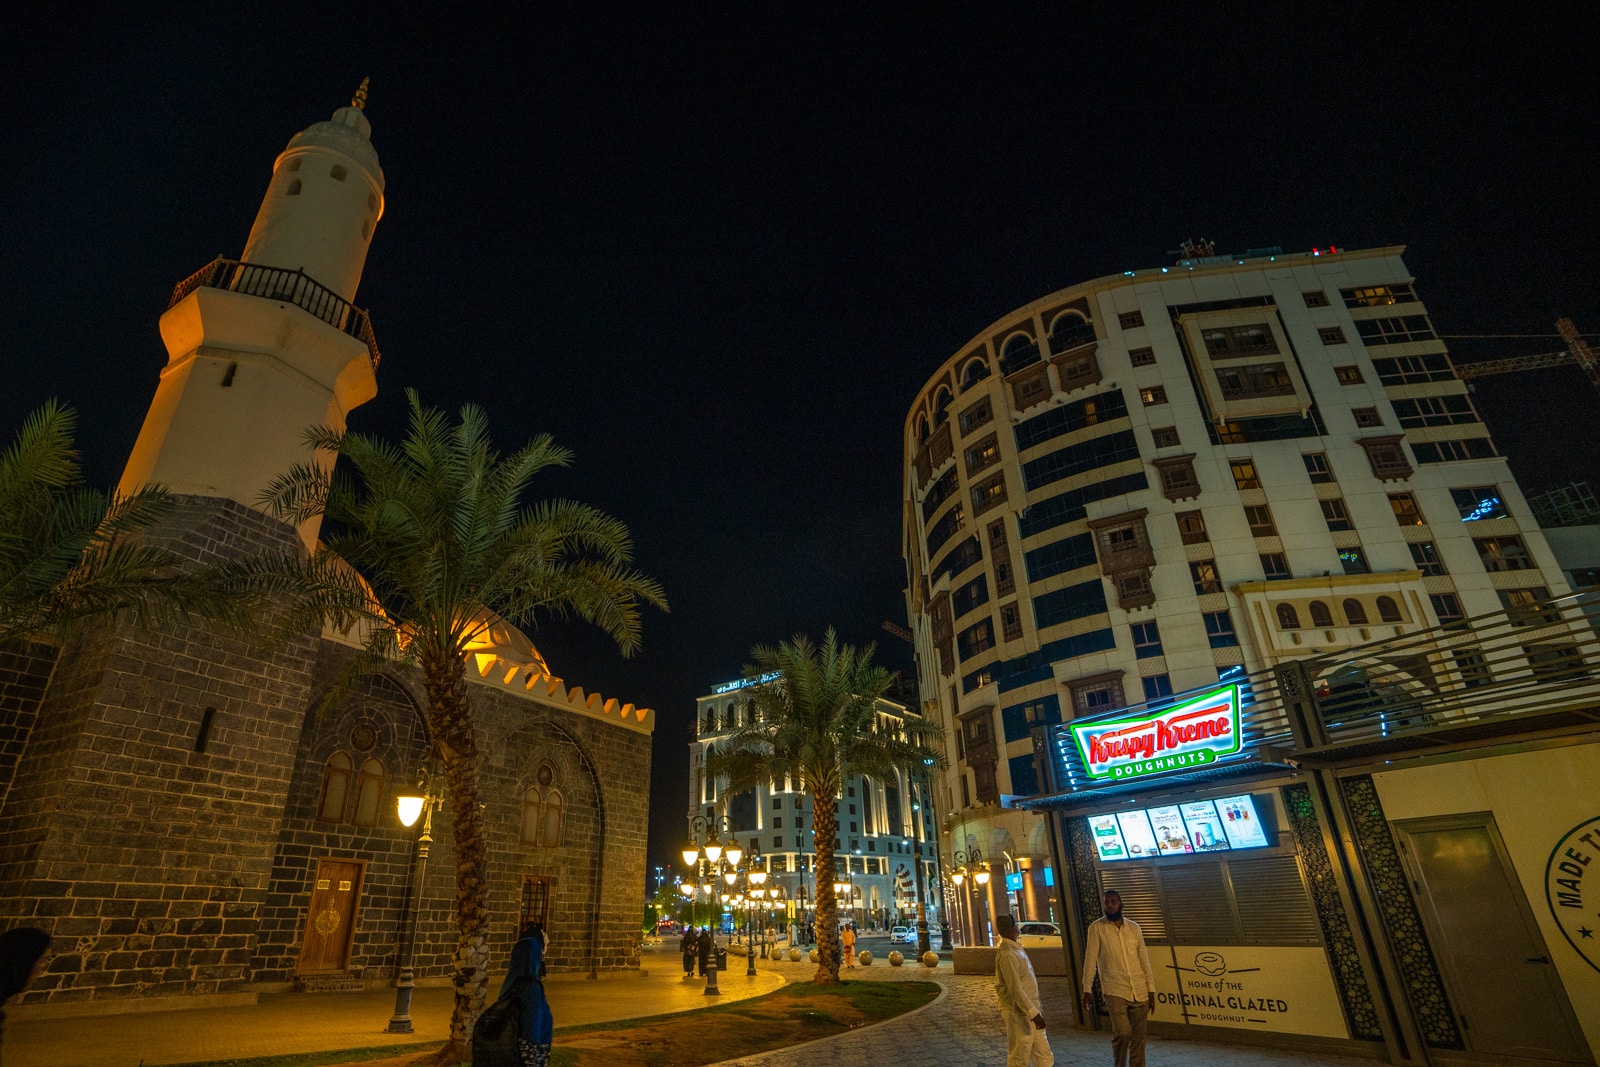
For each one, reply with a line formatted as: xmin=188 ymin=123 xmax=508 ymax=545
xmin=995 ymin=914 xmax=1054 ymax=1067
xmin=1080 ymin=889 xmax=1156 ymax=1067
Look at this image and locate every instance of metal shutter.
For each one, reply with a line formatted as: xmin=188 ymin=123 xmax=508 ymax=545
xmin=1099 ymin=864 xmax=1166 ymax=941
xmin=1229 ymin=855 xmax=1322 ymax=944
xmin=1160 ymin=862 xmax=1239 ymax=944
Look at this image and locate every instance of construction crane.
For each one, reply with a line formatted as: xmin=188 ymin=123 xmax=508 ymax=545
xmin=1453 ymin=318 xmax=1600 ymax=391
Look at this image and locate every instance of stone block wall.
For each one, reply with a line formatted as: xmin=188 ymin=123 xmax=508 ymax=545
xmin=0 ymin=498 xmax=319 ymax=1007
xmin=0 ymin=640 xmax=59 ymax=810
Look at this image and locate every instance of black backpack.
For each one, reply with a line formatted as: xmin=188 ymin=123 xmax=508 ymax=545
xmin=471 ymin=977 xmax=529 ymax=1066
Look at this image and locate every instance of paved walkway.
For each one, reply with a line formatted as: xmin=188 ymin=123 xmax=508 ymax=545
xmin=8 ymin=938 xmax=1380 ymax=1067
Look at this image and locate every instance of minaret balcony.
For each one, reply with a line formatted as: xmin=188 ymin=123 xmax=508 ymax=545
xmin=170 ymin=257 xmax=381 ymax=369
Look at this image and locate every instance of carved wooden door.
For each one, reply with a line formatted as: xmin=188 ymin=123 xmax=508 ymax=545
xmin=298 ymin=858 xmax=365 ymax=973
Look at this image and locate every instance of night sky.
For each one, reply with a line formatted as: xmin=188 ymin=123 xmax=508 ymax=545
xmin=4 ymin=9 xmax=1598 ymax=888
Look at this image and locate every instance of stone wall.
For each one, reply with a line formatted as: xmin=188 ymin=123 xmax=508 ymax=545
xmin=0 ymin=640 xmax=59 ymax=811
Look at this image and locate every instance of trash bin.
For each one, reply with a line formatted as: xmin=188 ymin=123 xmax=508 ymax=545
xmin=716 ymin=948 xmax=728 ymax=971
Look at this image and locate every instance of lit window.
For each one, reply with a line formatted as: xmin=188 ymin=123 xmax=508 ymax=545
xmin=1177 ymin=510 xmax=1208 ymax=544
xmin=1474 ymin=536 xmax=1531 ymax=572
xmin=317 ymin=752 xmax=353 ymax=822
xmin=1140 ymin=385 xmax=1168 ymax=406
xmin=1451 ymin=487 xmax=1508 ymax=521
xmin=1499 ymin=587 xmax=1549 ymax=626
xmin=1190 ymin=559 xmax=1221 ymax=595
xmin=1389 ymin=493 xmax=1424 ymax=525
xmin=1230 ymin=459 xmax=1261 ymax=490
xmin=1334 ymin=364 xmax=1363 ymax=383
xmin=1339 ymin=547 xmax=1370 ymax=575
xmin=1342 ymin=284 xmax=1417 ymax=307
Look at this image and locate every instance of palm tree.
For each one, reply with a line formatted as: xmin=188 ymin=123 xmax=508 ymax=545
xmin=0 ymin=400 xmax=222 ymax=645
xmin=706 ymin=629 xmax=943 ymax=983
xmin=249 ymin=390 xmax=666 ymax=1059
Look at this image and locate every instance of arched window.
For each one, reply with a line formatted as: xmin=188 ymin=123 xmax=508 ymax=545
xmin=1309 ymin=600 xmax=1333 ymax=627
xmin=916 ymin=416 xmax=930 ymax=443
xmin=1376 ymin=596 xmax=1402 ymax=623
xmin=1276 ymin=603 xmax=1301 ymax=629
xmin=961 ymin=358 xmax=991 ymax=389
xmin=933 ymin=387 xmax=953 ymax=427
xmin=317 ymin=752 xmax=353 ymax=822
xmin=1344 ymin=599 xmax=1369 ymax=625
xmin=1000 ymin=333 xmax=1040 ymax=374
xmin=1048 ymin=313 xmax=1095 ymax=355
xmin=520 ymin=786 xmax=543 ymax=845
xmin=540 ymin=788 xmax=565 ymax=847
xmin=352 ymin=757 xmax=385 ymax=826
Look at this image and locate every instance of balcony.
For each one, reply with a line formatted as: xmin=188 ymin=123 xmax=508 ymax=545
xmin=171 ymin=258 xmax=381 ymax=369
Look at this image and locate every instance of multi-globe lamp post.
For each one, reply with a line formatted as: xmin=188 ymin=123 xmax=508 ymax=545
xmin=682 ymin=815 xmax=742 ymax=994
xmin=950 ymin=847 xmax=991 ymax=946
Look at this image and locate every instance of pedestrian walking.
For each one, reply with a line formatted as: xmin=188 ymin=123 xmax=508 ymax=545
xmin=680 ymin=927 xmax=698 ymax=977
xmin=840 ymin=921 xmax=857 ymax=967
xmin=479 ymin=922 xmax=554 ymax=1067
xmin=696 ymin=926 xmax=711 ymax=976
xmin=1080 ymin=890 xmax=1156 ymax=1067
xmin=995 ymin=915 xmax=1053 ymax=1067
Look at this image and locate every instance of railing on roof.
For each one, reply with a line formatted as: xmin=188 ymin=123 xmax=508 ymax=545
xmin=1029 ymin=588 xmax=1600 ymax=805
xmin=169 ymin=257 xmax=381 ymax=369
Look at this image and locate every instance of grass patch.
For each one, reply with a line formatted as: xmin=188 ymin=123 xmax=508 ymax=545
xmin=168 ymin=981 xmax=939 ymax=1067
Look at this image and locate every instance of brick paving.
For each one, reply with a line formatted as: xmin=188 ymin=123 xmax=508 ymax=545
xmin=8 ymin=938 xmax=1378 ymax=1067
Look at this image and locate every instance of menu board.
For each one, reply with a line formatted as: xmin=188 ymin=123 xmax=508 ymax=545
xmin=1116 ymin=810 xmax=1161 ymax=860
xmin=1088 ymin=812 xmax=1129 ymax=861
xmin=1146 ymin=804 xmax=1194 ymax=856
xmin=1179 ymin=800 xmax=1233 ymax=853
xmin=1215 ymin=794 xmax=1270 ymax=849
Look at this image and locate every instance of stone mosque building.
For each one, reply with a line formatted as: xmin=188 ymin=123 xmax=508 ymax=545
xmin=0 ymin=87 xmax=654 ymax=1013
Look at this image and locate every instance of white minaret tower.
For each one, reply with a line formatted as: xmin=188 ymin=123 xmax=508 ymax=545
xmin=120 ymin=81 xmax=386 ymax=548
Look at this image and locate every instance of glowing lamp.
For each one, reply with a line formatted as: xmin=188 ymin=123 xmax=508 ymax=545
xmin=396 ymin=794 xmax=425 ymax=828
xmin=724 ymin=869 xmax=738 ymax=886
xmin=724 ymin=844 xmax=744 ymax=867
xmin=704 ymin=841 xmax=723 ymax=864
xmin=681 ymin=845 xmax=700 ymax=867
xmin=975 ymin=866 xmax=991 ymax=886
xmin=952 ymin=870 xmax=966 ymax=887
xmin=678 ymin=883 xmax=694 ymax=898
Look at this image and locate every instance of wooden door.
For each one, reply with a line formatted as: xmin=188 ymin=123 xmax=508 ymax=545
xmin=298 ymin=858 xmax=365 ymax=973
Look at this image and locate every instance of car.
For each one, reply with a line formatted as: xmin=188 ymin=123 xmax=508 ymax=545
xmin=1016 ymin=921 xmax=1061 ymax=947
xmin=890 ymin=925 xmax=917 ymax=943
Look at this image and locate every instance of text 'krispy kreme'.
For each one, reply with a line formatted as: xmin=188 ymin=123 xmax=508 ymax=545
xmin=1072 ymin=685 xmax=1243 ymax=781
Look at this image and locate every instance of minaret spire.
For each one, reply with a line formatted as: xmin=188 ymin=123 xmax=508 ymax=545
xmin=351 ymin=77 xmax=369 ymax=111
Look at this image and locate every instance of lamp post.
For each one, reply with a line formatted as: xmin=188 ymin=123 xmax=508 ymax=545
xmin=742 ymin=840 xmax=766 ymax=975
xmin=911 ymin=758 xmax=936 ymax=957
xmin=951 ymin=847 xmax=990 ymax=946
xmin=386 ymin=765 xmax=440 ymax=1034
xmin=682 ymin=816 xmax=743 ymax=995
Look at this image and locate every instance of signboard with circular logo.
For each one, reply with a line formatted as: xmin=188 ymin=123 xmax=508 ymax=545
xmin=1545 ymin=815 xmax=1600 ymax=975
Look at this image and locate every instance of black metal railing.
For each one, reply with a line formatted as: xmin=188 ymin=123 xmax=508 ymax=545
xmin=169 ymin=257 xmax=381 ymax=369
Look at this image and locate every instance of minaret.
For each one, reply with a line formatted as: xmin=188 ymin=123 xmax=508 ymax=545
xmin=120 ymin=82 xmax=385 ymax=547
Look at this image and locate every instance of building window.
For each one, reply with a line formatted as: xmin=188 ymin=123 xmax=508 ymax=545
xmin=1141 ymin=675 xmax=1174 ymax=701
xmin=959 ymin=397 xmax=994 ymax=435
xmin=1276 ymin=603 xmax=1301 ymax=629
xmin=1058 ymin=352 xmax=1103 ymax=391
xmin=1118 ymin=310 xmax=1145 ymax=329
xmin=1131 ymin=621 xmax=1163 ymax=658
xmin=971 ymin=473 xmax=1007 ymax=514
xmin=1409 ymin=541 xmax=1447 ymax=576
xmin=1000 ymin=602 xmax=1022 ymax=641
xmin=1244 ymin=504 xmax=1277 ymax=537
xmin=1129 ymin=346 xmax=1156 ymax=367
xmin=1309 ymin=600 xmax=1334 ymax=627
xmin=1499 ymin=587 xmax=1549 ymax=626
xmin=952 ymin=574 xmax=989 ymax=616
xmin=1451 ymin=486 xmax=1508 ymax=522
xmin=1358 ymin=436 xmax=1414 ymax=481
xmin=1260 ymin=552 xmax=1291 ymax=580
xmin=1152 ymin=426 xmax=1180 ymax=448
xmin=1216 ymin=362 xmax=1296 ymax=400
xmin=1302 ymin=452 xmax=1334 ymax=484
xmin=1112 ymin=570 xmax=1155 ymax=609
xmin=1414 ymin=438 xmax=1497 ymax=463
xmin=1376 ymin=596 xmax=1403 ymax=623
xmin=1355 ymin=314 xmax=1436 ymax=345
xmin=1154 ymin=455 xmax=1201 ymax=501
xmin=1339 ymin=547 xmax=1370 ymax=575
xmin=960 ymin=357 xmax=991 ymax=390
xmin=1525 ymin=644 xmax=1587 ymax=682
xmin=352 ymin=758 xmax=385 ymax=826
xmin=1393 ymin=395 xmax=1479 ymax=427
xmin=989 ymin=520 xmax=1015 ymax=597
xmin=317 ymin=752 xmax=353 ymax=822
xmin=964 ymin=434 xmax=1000 ymax=474
xmin=1190 ymin=559 xmax=1221 ymax=595
xmin=1068 ymin=672 xmax=1126 ymax=716
xmin=1334 ymin=364 xmax=1363 ymax=383
xmin=1048 ymin=313 xmax=1096 ymax=354
xmin=1343 ymin=598 xmax=1368 ymax=625
xmin=1430 ymin=593 xmax=1466 ymax=628
xmin=1303 ymin=290 xmax=1330 ymax=307
xmin=1230 ymin=459 xmax=1261 ymax=490
xmin=1140 ymin=385 xmax=1168 ymax=406
xmin=1352 ymin=407 xmax=1383 ymax=428
xmin=1389 ymin=493 xmax=1424 ymax=525
xmin=1321 ymin=498 xmax=1354 ymax=531
xmin=1454 ymin=649 xmax=1493 ymax=688
xmin=1203 ymin=610 xmax=1239 ymax=648
xmin=957 ymin=619 xmax=995 ymax=659
xmin=1342 ymin=283 xmax=1417 ymax=307
xmin=1177 ymin=510 xmax=1209 ymax=544
xmin=1475 ymin=535 xmax=1532 ymax=572
xmin=1000 ymin=333 xmax=1041 ymax=374
xmin=1319 ymin=327 xmax=1348 ymax=346
xmin=1203 ymin=324 xmax=1279 ymax=358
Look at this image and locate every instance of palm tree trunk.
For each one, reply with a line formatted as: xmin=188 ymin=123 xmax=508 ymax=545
xmin=420 ymin=647 xmax=490 ymax=1060
xmin=809 ymin=786 xmax=841 ymax=983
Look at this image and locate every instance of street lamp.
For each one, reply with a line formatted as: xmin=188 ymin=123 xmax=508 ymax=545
xmin=952 ymin=847 xmax=990 ymax=946
xmin=387 ymin=763 xmax=440 ymax=1034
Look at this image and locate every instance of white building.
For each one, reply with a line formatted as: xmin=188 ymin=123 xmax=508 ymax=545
xmin=686 ymin=678 xmax=940 ymax=933
xmin=902 ymin=244 xmax=1572 ymax=944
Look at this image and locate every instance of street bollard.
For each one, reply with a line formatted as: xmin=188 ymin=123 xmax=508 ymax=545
xmin=704 ymin=950 xmax=720 ymax=995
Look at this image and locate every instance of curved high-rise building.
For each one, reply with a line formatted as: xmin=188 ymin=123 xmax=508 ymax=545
xmin=902 ymin=245 xmax=1570 ymax=941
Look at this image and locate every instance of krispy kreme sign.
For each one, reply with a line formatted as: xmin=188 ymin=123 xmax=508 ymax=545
xmin=1072 ymin=685 xmax=1242 ymax=782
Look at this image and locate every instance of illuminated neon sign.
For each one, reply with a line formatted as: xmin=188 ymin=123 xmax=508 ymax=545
xmin=712 ymin=671 xmax=779 ymax=695
xmin=1071 ymin=685 xmax=1242 ymax=782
